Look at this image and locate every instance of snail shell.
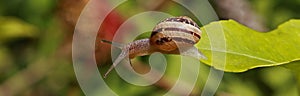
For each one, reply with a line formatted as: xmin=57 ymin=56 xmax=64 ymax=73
xmin=150 ymin=16 xmax=202 ymax=51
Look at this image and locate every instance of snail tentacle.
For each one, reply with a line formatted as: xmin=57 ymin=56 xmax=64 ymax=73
xmin=102 ymin=39 xmax=153 ymax=78
xmin=101 ymin=39 xmax=125 ymax=48
xmin=104 ymin=48 xmax=129 ymax=78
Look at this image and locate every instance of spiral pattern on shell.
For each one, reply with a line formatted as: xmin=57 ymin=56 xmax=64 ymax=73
xmin=150 ymin=16 xmax=202 ymax=51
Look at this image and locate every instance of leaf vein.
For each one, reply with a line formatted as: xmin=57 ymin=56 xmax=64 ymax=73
xmin=199 ymin=48 xmax=277 ymax=63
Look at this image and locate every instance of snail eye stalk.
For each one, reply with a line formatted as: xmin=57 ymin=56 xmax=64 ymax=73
xmin=101 ymin=39 xmax=124 ymax=48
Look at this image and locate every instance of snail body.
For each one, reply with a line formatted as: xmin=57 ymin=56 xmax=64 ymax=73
xmin=102 ymin=16 xmax=206 ymax=78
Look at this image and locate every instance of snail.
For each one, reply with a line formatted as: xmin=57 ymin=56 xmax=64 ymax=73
xmin=101 ymin=16 xmax=206 ymax=78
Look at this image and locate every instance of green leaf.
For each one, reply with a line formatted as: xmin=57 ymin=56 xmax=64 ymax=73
xmin=198 ymin=19 xmax=300 ymax=72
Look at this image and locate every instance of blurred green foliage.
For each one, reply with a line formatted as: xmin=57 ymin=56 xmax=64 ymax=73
xmin=0 ymin=17 xmax=37 ymax=43
xmin=251 ymin=0 xmax=300 ymax=29
xmin=0 ymin=0 xmax=78 ymax=96
xmin=0 ymin=0 xmax=299 ymax=96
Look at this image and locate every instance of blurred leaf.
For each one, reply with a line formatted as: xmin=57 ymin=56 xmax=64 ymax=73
xmin=0 ymin=47 xmax=15 ymax=82
xmin=133 ymin=31 xmax=151 ymax=41
xmin=284 ymin=61 xmax=300 ymax=73
xmin=219 ymin=74 xmax=262 ymax=96
xmin=37 ymin=18 xmax=63 ymax=56
xmin=251 ymin=0 xmax=300 ymax=29
xmin=0 ymin=17 xmax=38 ymax=43
xmin=21 ymin=0 xmax=56 ymax=26
xmin=283 ymin=61 xmax=300 ymax=93
xmin=260 ymin=66 xmax=298 ymax=95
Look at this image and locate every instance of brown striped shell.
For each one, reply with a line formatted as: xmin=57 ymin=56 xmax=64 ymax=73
xmin=150 ymin=16 xmax=202 ymax=51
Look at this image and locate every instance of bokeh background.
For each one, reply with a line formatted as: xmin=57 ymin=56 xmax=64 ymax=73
xmin=0 ymin=0 xmax=299 ymax=95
